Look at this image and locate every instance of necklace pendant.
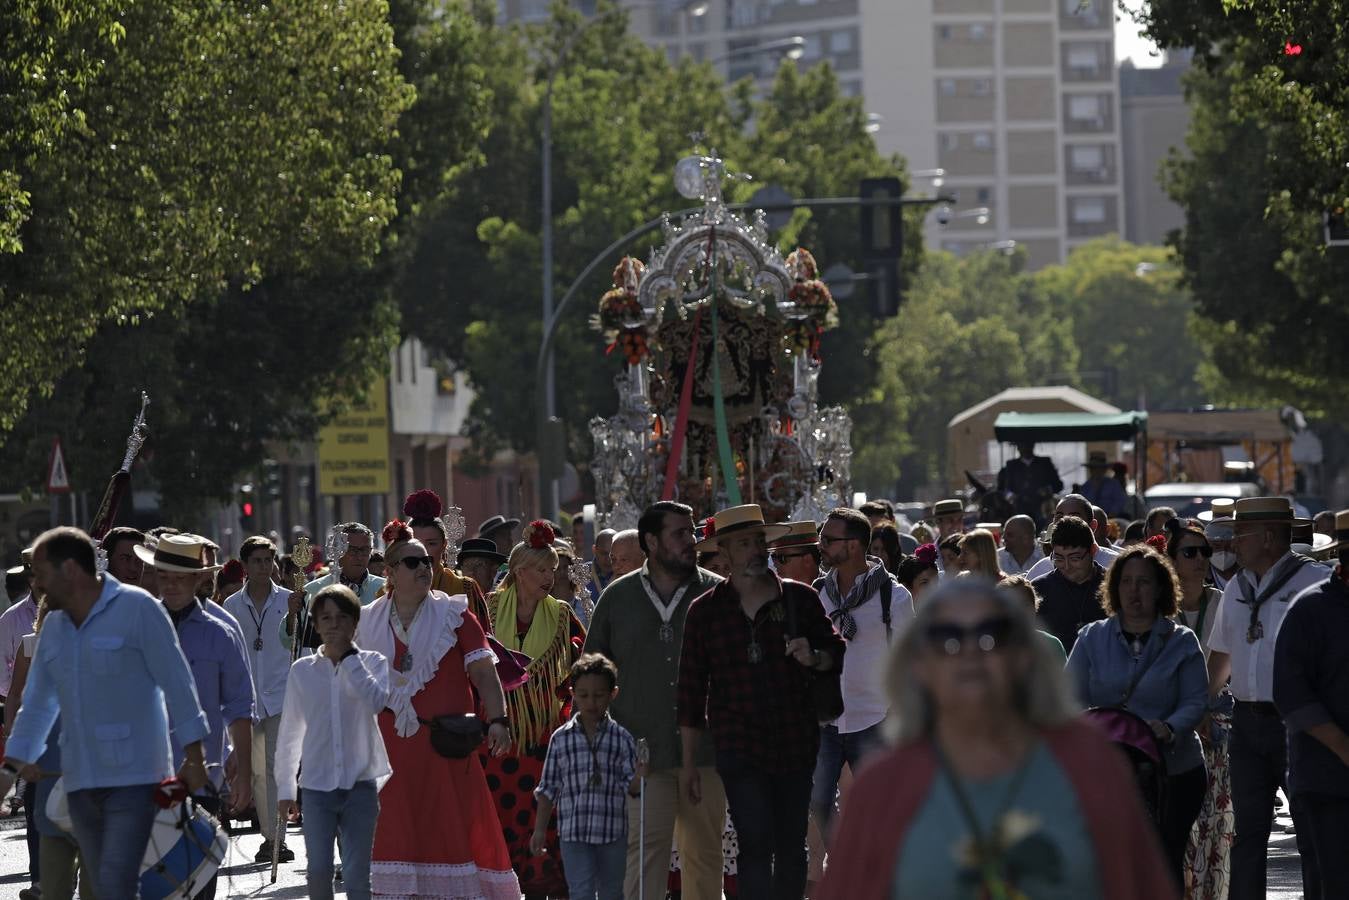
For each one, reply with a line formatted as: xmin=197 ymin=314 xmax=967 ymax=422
xmin=254 ymin=637 xmax=264 ymax=651
xmin=1247 ymin=620 xmax=1264 ymax=643
xmin=401 ymin=651 xmax=414 ymax=672
xmin=658 ymin=623 xmax=674 ymax=643
xmin=747 ymin=641 xmax=764 ymax=664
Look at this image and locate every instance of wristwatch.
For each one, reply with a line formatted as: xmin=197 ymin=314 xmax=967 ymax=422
xmin=1 ymin=761 xmax=18 ymax=777
xmin=487 ymin=716 xmax=510 ymax=730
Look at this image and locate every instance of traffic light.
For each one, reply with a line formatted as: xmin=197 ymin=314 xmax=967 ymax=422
xmin=859 ymin=177 xmax=904 ymax=316
xmin=262 ymin=459 xmax=282 ymax=500
xmin=239 ymin=484 xmax=256 ymax=531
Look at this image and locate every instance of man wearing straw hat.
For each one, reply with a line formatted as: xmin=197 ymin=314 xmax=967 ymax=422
xmin=768 ymin=521 xmax=823 ymax=586
xmin=1205 ymin=497 xmax=1328 ymax=900
xmin=138 ymin=534 xmax=255 ymax=900
xmin=585 ymin=501 xmax=725 ymax=900
xmin=1275 ymin=510 xmax=1349 ymax=898
xmin=677 ymin=504 xmax=845 ymax=900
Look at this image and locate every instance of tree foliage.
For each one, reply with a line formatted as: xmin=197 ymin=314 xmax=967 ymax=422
xmin=855 ymin=237 xmax=1212 ymax=497
xmin=1141 ymin=0 xmax=1349 ymax=416
xmin=0 ymin=0 xmax=494 ymax=519
xmin=0 ymin=0 xmax=415 ymax=431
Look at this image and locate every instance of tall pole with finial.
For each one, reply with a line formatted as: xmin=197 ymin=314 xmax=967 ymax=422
xmin=271 ymin=535 xmax=312 ymax=883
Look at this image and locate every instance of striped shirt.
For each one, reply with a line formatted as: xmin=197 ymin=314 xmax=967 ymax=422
xmin=535 ymin=714 xmax=637 ymax=844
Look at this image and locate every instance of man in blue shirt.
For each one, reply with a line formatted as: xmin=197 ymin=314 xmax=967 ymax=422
xmin=140 ymin=533 xmax=255 ymax=900
xmin=0 ymin=527 xmax=210 ymax=900
xmin=1274 ymin=509 xmax=1349 ymax=900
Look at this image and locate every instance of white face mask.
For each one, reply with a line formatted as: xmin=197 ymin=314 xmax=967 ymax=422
xmin=1211 ymin=550 xmax=1236 ymax=571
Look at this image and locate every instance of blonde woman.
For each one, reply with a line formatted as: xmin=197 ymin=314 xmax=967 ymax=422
xmin=483 ymin=520 xmax=586 ymax=899
xmin=957 ymin=528 xmax=1004 ymax=581
xmin=819 ymin=578 xmax=1177 ymax=900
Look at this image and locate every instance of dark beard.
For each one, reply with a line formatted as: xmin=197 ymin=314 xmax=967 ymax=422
xmin=652 ymin=547 xmax=694 ymax=580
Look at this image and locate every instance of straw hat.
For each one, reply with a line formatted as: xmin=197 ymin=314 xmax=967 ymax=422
xmin=769 ymin=521 xmax=820 ymax=549
xmin=133 ymin=534 xmax=222 ymax=573
xmin=1197 ymin=497 xmax=1236 ymax=523
xmin=1232 ymin=496 xmax=1310 ymax=526
xmin=932 ymin=499 xmax=963 ymax=518
xmin=1325 ymin=510 xmax=1349 ymax=553
xmin=695 ymin=505 xmax=791 ymax=551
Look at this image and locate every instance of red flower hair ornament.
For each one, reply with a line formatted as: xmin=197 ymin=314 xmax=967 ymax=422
xmin=1145 ymin=534 xmax=1169 ymax=554
xmin=402 ymin=489 xmax=443 ymax=521
xmin=703 ymin=516 xmax=717 ymax=540
xmin=382 ymin=519 xmax=413 ymax=545
xmin=914 ymin=542 xmax=939 ymax=567
xmin=525 ymin=520 xmax=556 ymax=549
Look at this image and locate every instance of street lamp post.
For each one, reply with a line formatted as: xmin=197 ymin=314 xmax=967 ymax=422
xmin=539 ymin=0 xmax=706 ymax=518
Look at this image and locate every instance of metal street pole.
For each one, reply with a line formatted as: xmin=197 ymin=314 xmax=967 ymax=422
xmin=537 ymin=0 xmax=707 ymax=522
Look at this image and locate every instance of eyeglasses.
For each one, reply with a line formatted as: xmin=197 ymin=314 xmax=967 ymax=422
xmin=923 ymin=616 xmax=1018 ymax=655
xmin=771 ymin=551 xmax=813 ymax=565
xmin=397 ymin=555 xmax=434 ymax=570
xmin=817 ymin=534 xmax=854 ymax=546
xmin=1178 ymin=545 xmax=1213 ymax=559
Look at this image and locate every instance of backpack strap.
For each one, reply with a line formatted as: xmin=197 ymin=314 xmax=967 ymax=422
xmin=881 ymin=576 xmax=892 ymax=640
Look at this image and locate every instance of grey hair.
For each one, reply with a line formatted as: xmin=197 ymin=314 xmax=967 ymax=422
xmin=884 ymin=577 xmax=1080 ymax=744
xmin=336 ymin=522 xmax=374 ymax=541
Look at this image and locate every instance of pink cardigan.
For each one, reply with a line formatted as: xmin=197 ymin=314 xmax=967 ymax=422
xmin=817 ymin=719 xmax=1179 ymax=900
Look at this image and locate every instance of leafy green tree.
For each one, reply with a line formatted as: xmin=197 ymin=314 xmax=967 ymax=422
xmin=855 ymin=248 xmax=1080 ymax=496
xmin=0 ymin=0 xmax=415 ymax=430
xmin=1035 ymin=238 xmax=1205 ymax=410
xmin=0 ymin=0 xmax=493 ymax=518
xmin=1142 ymin=1 xmax=1349 ymax=416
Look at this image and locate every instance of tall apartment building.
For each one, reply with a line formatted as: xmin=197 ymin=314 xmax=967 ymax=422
xmin=1119 ymin=53 xmax=1190 ymax=246
xmin=498 ymin=0 xmax=1125 ymax=269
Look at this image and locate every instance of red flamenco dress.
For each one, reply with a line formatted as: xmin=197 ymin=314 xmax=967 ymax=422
xmin=361 ymin=591 xmax=520 ymax=899
xmin=481 ymin=586 xmax=585 ymax=898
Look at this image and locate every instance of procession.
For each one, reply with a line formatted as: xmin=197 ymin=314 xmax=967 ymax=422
xmin=4 ymin=1 xmax=1349 ymax=899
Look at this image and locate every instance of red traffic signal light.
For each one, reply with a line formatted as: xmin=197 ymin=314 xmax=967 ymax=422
xmin=242 ymin=501 xmax=254 ymax=517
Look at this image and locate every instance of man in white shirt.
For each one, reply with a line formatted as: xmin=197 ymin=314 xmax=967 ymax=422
xmin=0 ymin=558 xmax=35 ymax=699
xmin=996 ymin=515 xmax=1044 ymax=576
xmin=276 ymin=585 xmax=390 ymax=900
xmin=223 ymin=535 xmax=297 ymax=863
xmin=812 ymin=508 xmax=913 ymax=837
xmin=1024 ymin=493 xmax=1118 ymax=580
xmin=1205 ymin=497 xmax=1328 ymax=900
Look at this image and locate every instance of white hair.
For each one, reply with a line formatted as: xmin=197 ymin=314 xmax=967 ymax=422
xmin=884 ymin=577 xmax=1080 ymax=744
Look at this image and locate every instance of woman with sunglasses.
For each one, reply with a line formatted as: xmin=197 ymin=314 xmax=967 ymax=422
xmin=355 ymin=519 xmax=518 ymax=899
xmin=1065 ymin=545 xmax=1208 ymax=890
xmin=1167 ymin=520 xmax=1234 ymax=900
xmin=819 ymin=579 xmax=1176 ymax=900
xmin=483 ymin=520 xmax=587 ymax=900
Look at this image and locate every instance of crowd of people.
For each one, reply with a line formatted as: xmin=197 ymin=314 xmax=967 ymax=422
xmin=0 ymin=473 xmax=1346 ymax=900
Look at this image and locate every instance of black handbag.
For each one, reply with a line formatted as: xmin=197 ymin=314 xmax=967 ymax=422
xmin=783 ymin=589 xmax=845 ymax=724
xmin=418 ymin=714 xmax=485 ymax=760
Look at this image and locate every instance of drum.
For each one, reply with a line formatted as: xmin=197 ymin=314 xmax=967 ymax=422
xmin=139 ymin=797 xmax=229 ymax=900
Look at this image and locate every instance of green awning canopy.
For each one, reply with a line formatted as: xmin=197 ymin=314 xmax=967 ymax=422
xmin=993 ymin=411 xmax=1148 ymax=443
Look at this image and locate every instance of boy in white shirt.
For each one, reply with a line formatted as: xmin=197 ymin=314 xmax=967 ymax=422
xmin=275 ymin=585 xmax=391 ymax=900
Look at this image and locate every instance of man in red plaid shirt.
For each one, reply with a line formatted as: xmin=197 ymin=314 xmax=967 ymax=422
xmin=677 ymin=505 xmax=845 ymax=900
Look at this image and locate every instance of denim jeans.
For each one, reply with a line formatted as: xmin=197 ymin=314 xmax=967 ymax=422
xmin=809 ymin=720 xmax=887 ymax=835
xmin=716 ymin=750 xmax=813 ymax=900
xmin=301 ymin=780 xmax=380 ymax=900
xmin=559 ymin=837 xmax=626 ymax=900
xmin=66 ymin=782 xmax=159 ymax=900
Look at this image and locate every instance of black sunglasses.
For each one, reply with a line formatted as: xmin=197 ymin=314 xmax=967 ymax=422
xmin=924 ymin=616 xmax=1018 ymax=655
xmin=1178 ymin=545 xmax=1213 ymax=559
xmin=772 ymin=551 xmax=813 ymax=564
xmin=398 ymin=555 xmax=434 ymax=570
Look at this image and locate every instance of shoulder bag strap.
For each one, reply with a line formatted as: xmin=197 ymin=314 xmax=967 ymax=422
xmin=1120 ymin=630 xmax=1173 ymax=708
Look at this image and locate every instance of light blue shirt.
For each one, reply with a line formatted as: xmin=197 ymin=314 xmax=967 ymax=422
xmin=167 ymin=602 xmax=254 ymax=783
xmin=1067 ymin=614 xmax=1208 ymax=773
xmin=8 ymin=576 xmax=210 ymax=792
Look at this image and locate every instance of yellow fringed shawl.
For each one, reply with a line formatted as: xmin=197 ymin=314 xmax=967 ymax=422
xmin=488 ymin=585 xmax=576 ymax=749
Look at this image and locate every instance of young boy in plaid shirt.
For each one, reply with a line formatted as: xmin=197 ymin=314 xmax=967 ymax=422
xmin=532 ymin=653 xmax=646 ymax=900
